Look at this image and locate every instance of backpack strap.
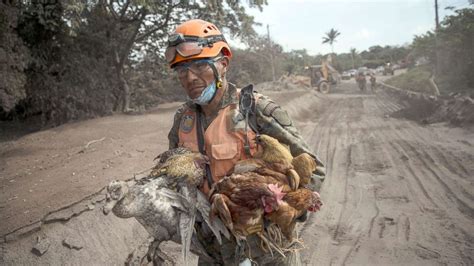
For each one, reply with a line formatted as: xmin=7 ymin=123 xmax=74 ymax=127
xmin=196 ymin=106 xmax=214 ymax=188
xmin=238 ymin=84 xmax=259 ymax=156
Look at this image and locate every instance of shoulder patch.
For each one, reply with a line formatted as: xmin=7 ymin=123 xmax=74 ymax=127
xmin=271 ymin=107 xmax=292 ymax=126
xmin=180 ymin=114 xmax=195 ymax=133
xmin=262 ymin=101 xmax=279 ymax=117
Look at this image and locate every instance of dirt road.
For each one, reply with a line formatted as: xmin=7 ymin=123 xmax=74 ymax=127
xmin=1 ymin=80 xmax=473 ymax=265
xmin=298 ymin=81 xmax=474 ymax=265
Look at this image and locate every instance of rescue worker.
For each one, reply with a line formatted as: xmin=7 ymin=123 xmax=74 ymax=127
xmin=165 ymin=19 xmax=325 ymax=265
xmin=356 ymin=70 xmax=367 ymax=91
xmin=369 ymin=73 xmax=377 ymax=92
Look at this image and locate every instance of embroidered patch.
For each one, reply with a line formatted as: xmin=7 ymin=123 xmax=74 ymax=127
xmin=180 ymin=114 xmax=194 ymax=133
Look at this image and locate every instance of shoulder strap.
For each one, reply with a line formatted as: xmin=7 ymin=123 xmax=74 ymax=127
xmin=239 ymin=84 xmax=259 ymax=156
xmin=195 ymin=106 xmax=214 ymax=188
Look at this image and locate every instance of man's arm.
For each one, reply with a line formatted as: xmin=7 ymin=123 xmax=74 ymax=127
xmin=255 ymin=94 xmax=324 ymax=222
xmin=255 ymin=94 xmax=325 ymax=175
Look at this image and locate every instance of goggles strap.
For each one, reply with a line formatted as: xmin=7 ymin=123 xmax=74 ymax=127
xmin=202 ymin=62 xmax=220 ymax=104
xmin=168 ymin=34 xmax=227 ymax=47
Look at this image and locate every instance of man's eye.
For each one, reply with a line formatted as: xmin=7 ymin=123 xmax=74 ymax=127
xmin=175 ymin=67 xmax=186 ymax=74
xmin=195 ymin=62 xmax=209 ymax=70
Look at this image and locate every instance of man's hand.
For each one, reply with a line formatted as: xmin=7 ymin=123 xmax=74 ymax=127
xmin=296 ymin=210 xmax=308 ymax=222
xmin=306 ymin=174 xmax=323 ymax=193
xmin=314 ymin=166 xmax=326 ymax=178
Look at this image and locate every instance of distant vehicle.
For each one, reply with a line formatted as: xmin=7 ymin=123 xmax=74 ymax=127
xmin=383 ymin=63 xmax=394 ymax=75
xmin=349 ymin=69 xmax=357 ymax=77
xmin=306 ymin=61 xmax=340 ymax=93
xmin=341 ymin=71 xmax=351 ymax=80
xmin=358 ymin=67 xmax=369 ymax=75
xmin=375 ymin=66 xmax=385 ymax=74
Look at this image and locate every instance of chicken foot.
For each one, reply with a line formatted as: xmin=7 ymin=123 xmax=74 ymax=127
xmin=145 ymin=239 xmax=175 ymax=266
xmin=257 ymin=232 xmax=286 ymax=258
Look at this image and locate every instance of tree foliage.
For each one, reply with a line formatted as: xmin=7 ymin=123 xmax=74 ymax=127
xmin=322 ymin=28 xmax=340 ymax=53
xmin=3 ymin=0 xmax=266 ymax=125
xmin=412 ymin=7 xmax=474 ymax=93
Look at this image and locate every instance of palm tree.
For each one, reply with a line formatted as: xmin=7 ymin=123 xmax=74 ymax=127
xmin=322 ymin=28 xmax=341 ymax=54
xmin=350 ymin=48 xmax=357 ymax=69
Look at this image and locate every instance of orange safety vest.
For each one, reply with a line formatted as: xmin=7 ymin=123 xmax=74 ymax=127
xmin=178 ymin=100 xmax=258 ymax=195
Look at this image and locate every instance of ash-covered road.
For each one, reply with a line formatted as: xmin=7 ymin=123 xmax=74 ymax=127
xmin=296 ymin=81 xmax=473 ymax=265
xmin=1 ymin=80 xmax=473 ymax=265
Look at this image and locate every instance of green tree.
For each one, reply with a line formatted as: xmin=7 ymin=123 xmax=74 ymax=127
xmin=63 ymin=0 xmax=266 ymax=112
xmin=10 ymin=0 xmax=267 ymax=125
xmin=350 ymin=48 xmax=357 ymax=69
xmin=412 ymin=7 xmax=474 ymax=93
xmin=322 ymin=28 xmax=341 ymax=54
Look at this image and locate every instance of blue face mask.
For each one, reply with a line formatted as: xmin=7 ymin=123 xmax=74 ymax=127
xmin=192 ymin=81 xmax=217 ymax=105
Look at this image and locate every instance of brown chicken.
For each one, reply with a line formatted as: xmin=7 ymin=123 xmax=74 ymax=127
xmin=292 ymin=153 xmax=317 ymax=187
xmin=246 ymin=134 xmax=301 ymax=190
xmin=210 ymin=172 xmax=286 ymax=240
xmin=148 ymin=147 xmax=208 ymax=187
xmin=233 ymin=158 xmax=292 ymax=192
xmin=266 ymin=188 xmax=323 ymax=241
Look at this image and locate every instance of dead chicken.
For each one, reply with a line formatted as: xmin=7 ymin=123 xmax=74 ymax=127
xmin=103 ymin=148 xmax=229 ymax=265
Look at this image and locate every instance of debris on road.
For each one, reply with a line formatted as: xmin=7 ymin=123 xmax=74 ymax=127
xmin=62 ymin=237 xmax=83 ymax=250
xmin=32 ymin=236 xmax=50 ymax=256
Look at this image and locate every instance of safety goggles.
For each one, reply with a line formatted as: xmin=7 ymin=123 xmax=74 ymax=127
xmin=173 ymin=57 xmax=222 ymax=78
xmin=165 ymin=33 xmax=227 ymax=64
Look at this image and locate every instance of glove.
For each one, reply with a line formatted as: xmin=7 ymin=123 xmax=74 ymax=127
xmin=314 ymin=166 xmax=326 ymax=179
xmin=296 ymin=210 xmax=308 ymax=223
xmin=306 ymin=174 xmax=323 ymax=193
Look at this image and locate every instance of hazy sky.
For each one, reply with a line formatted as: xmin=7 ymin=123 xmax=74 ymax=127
xmin=229 ymin=0 xmax=470 ymax=55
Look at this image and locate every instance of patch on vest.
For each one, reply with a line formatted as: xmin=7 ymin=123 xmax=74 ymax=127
xmin=180 ymin=114 xmax=194 ymax=133
xmin=271 ymin=107 xmax=292 ymax=126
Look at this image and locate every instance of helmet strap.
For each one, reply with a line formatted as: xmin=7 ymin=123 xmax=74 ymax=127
xmin=209 ymin=61 xmax=223 ymax=89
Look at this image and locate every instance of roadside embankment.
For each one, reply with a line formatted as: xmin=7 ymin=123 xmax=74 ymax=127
xmin=381 ymin=81 xmax=474 ymax=127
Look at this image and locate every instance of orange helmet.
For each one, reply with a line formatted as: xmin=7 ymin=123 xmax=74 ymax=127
xmin=165 ymin=19 xmax=232 ymax=67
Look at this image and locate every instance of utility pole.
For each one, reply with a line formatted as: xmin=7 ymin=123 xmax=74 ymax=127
xmin=433 ymin=0 xmax=441 ymax=95
xmin=435 ymin=0 xmax=440 ymax=30
xmin=267 ymin=24 xmax=276 ymax=82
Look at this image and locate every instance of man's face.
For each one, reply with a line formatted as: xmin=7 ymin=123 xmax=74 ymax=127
xmin=175 ymin=57 xmax=228 ymax=100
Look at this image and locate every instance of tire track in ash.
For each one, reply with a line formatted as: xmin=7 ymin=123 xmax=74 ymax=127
xmin=344 ymin=96 xmax=415 ymax=263
xmin=370 ymin=95 xmax=474 ymax=264
xmin=332 ymin=93 xmax=408 ymax=265
xmin=396 ymin=120 xmax=473 ymax=182
xmin=351 ymin=95 xmax=452 ymax=264
xmin=295 ymin=92 xmax=354 ymax=264
xmin=401 ymin=122 xmax=472 ymax=178
xmin=338 ymin=121 xmax=370 ymax=266
xmin=357 ymin=98 xmax=404 ymax=240
xmin=374 ymin=94 xmax=474 ymax=219
xmin=388 ymin=134 xmax=473 ymax=263
xmin=395 ymin=129 xmax=474 ymax=220
xmin=367 ymin=98 xmax=436 ymax=244
xmin=371 ymin=96 xmax=440 ymax=209
xmin=320 ymin=97 xmax=376 ymax=264
xmin=377 ymin=91 xmax=472 ymax=180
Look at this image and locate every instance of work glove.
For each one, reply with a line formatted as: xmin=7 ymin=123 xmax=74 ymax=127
xmin=296 ymin=210 xmax=309 ymax=223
